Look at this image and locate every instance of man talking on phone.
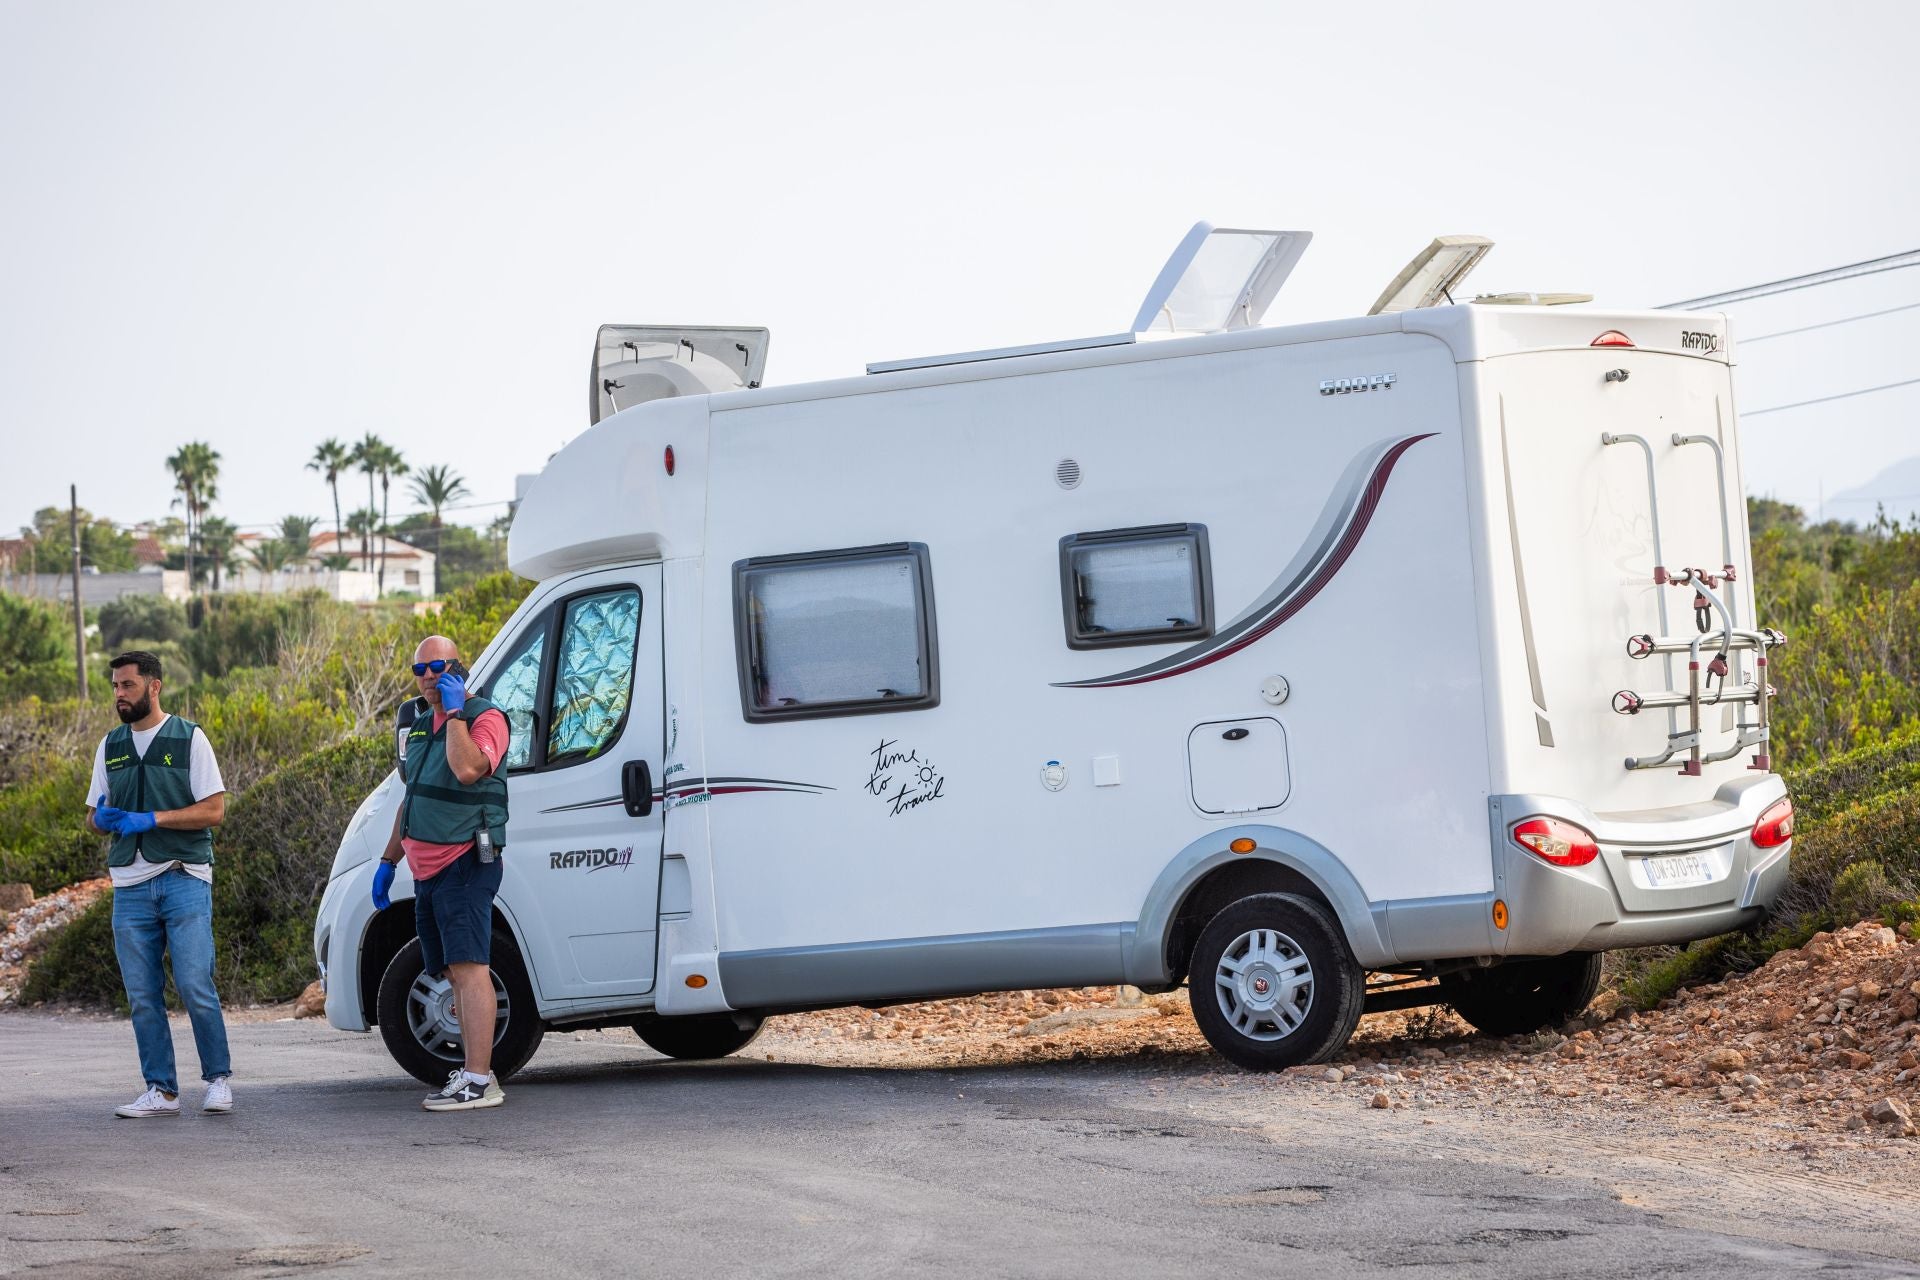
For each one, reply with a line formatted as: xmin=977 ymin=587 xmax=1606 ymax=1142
xmin=372 ymin=635 xmax=512 ymax=1111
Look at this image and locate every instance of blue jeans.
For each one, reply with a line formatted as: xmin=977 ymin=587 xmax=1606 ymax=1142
xmin=111 ymin=869 xmax=231 ymax=1094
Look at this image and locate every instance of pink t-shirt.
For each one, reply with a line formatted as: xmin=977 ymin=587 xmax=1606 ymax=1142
xmin=402 ymin=707 xmax=509 ymax=881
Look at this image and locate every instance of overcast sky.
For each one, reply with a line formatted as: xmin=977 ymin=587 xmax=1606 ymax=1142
xmin=4 ymin=2 xmax=1917 ymax=541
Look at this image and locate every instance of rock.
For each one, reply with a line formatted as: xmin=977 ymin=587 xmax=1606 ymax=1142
xmin=1369 ymin=1092 xmax=1390 ymax=1109
xmin=1323 ymin=1068 xmax=1343 ymax=1083
xmin=1704 ymin=1047 xmax=1747 ymax=1073
xmin=1859 ymin=980 xmax=1883 ymax=1001
xmin=1837 ymin=1049 xmax=1873 ymax=1070
xmin=0 ymin=885 xmax=33 ymax=912
xmin=1870 ymin=927 xmax=1899 ymax=947
xmin=1011 ymin=1006 xmax=1156 ymax=1037
xmin=1870 ymin=1098 xmax=1913 ymax=1127
xmin=291 ymin=981 xmax=326 ymax=1017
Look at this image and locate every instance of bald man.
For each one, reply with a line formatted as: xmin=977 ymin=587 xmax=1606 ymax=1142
xmin=373 ymin=635 xmax=513 ymax=1110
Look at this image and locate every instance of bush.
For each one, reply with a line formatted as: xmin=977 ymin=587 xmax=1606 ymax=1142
xmin=1784 ymin=725 xmax=1920 ymax=823
xmin=20 ymin=895 xmax=123 ymax=1007
xmin=184 ymin=669 xmax=353 ymax=794
xmin=98 ymin=594 xmax=189 ymax=651
xmin=0 ymin=756 xmax=101 ymax=894
xmin=211 ymin=733 xmax=395 ymax=1000
xmin=1829 ymin=859 xmax=1908 ymax=926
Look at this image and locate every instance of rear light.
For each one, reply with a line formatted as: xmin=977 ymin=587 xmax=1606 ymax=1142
xmin=1510 ymin=816 xmax=1600 ymax=867
xmin=1752 ymin=797 xmax=1794 ymax=849
xmin=1591 ymin=330 xmax=1635 ymax=348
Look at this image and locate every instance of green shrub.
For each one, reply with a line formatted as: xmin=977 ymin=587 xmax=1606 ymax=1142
xmin=210 ymin=732 xmax=394 ymax=1000
xmin=1785 ymin=724 xmax=1920 ymax=823
xmin=20 ymin=895 xmax=123 ymax=1007
xmin=1828 ymin=859 xmax=1908 ymax=926
xmin=0 ymin=756 xmax=101 ymax=893
xmin=98 ymin=594 xmax=189 ymax=650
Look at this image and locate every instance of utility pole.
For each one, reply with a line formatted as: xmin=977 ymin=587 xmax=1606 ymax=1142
xmin=70 ymin=484 xmax=87 ymax=699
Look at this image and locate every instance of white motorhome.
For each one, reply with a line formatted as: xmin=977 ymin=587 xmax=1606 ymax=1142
xmin=313 ymin=226 xmax=1794 ymax=1082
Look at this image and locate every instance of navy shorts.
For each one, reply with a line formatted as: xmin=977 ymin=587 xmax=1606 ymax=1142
xmin=414 ymin=847 xmax=503 ymax=975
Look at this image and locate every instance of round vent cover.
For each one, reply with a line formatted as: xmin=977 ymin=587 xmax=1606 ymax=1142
xmin=1055 ymin=458 xmax=1082 ymax=489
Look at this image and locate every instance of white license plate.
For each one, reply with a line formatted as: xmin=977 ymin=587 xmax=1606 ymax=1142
xmin=1643 ymin=852 xmax=1715 ymax=888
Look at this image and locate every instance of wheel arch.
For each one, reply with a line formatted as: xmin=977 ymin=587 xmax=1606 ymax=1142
xmin=1128 ymin=825 xmax=1392 ymax=987
xmin=357 ymin=898 xmax=532 ymax=1027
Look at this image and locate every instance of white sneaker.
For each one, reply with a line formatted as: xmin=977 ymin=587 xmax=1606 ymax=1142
xmin=114 ymin=1086 xmax=180 ymax=1119
xmin=202 ymin=1077 xmax=233 ymax=1114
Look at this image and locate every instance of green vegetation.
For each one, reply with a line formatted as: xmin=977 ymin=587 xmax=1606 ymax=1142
xmin=1 ymin=571 xmax=534 ymax=1004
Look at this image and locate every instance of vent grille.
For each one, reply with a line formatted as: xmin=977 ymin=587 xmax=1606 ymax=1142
xmin=1055 ymin=458 xmax=1082 ymax=490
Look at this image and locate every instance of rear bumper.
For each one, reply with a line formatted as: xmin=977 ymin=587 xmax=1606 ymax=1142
xmin=1491 ymin=774 xmax=1790 ymax=955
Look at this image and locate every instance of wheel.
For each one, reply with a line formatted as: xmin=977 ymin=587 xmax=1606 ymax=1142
xmin=1440 ymin=952 xmax=1602 ymax=1037
xmin=631 ymin=1012 xmax=765 ymax=1060
xmin=1187 ymin=893 xmax=1365 ymax=1071
xmin=376 ymin=931 xmax=543 ymax=1086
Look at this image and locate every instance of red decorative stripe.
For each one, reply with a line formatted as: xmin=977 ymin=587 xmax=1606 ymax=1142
xmin=1083 ymin=433 xmax=1434 ymax=687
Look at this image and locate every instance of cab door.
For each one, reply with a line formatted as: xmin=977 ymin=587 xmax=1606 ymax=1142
xmin=481 ymin=566 xmax=663 ymax=1001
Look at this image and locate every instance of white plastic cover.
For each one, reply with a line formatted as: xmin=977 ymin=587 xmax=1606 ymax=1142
xmin=589 ymin=325 xmax=769 ymax=425
xmin=1130 ymin=223 xmax=1312 ymax=335
xmin=1367 ymin=236 xmax=1494 ymax=316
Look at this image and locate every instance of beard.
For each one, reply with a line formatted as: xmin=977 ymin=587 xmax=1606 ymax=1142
xmin=115 ymin=693 xmax=153 ymax=724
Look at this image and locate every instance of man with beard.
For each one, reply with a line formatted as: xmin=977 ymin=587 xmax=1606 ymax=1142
xmin=86 ymin=650 xmax=233 ymax=1118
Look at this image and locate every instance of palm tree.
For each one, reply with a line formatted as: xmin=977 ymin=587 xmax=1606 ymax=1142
xmin=373 ymin=442 xmax=407 ymax=595
xmin=165 ymin=442 xmax=221 ymax=593
xmin=251 ymin=536 xmax=290 ymax=592
xmin=306 ymin=439 xmax=351 ymax=557
xmin=198 ymin=516 xmax=237 ymax=592
xmin=277 ymin=515 xmax=319 ymax=572
xmin=351 ymin=434 xmax=386 ymax=566
xmin=408 ymin=464 xmax=469 ymax=558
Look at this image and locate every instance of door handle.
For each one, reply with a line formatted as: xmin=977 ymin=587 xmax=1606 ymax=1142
xmin=1222 ymin=727 xmax=1250 ymax=741
xmin=621 ymin=759 xmax=654 ymax=817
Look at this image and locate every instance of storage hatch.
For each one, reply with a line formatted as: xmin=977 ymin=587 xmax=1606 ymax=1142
xmin=1188 ymin=717 xmax=1291 ymax=815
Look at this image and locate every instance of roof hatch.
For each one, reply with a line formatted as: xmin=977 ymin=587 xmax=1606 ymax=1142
xmin=1129 ymin=223 xmax=1312 ymax=335
xmin=589 ymin=325 xmax=769 ymax=425
xmin=1367 ymin=236 xmax=1494 ymax=316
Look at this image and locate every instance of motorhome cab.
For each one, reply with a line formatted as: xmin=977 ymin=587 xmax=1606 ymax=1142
xmin=313 ymin=226 xmax=1794 ymax=1082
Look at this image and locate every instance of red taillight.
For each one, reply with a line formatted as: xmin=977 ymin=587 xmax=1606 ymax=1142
xmin=1752 ymin=797 xmax=1794 ymax=849
xmin=664 ymin=444 xmax=676 ymax=476
xmin=1591 ymin=330 xmax=1635 ymax=348
xmin=1510 ymin=816 xmax=1600 ymax=867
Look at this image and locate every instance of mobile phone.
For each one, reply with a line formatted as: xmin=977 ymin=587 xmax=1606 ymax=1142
xmin=447 ymin=658 xmax=469 ymax=679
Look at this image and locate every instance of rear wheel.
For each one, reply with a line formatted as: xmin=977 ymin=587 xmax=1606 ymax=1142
xmin=376 ymin=931 xmax=543 ymax=1085
xmin=1187 ymin=893 xmax=1365 ymax=1071
xmin=1440 ymin=952 xmax=1602 ymax=1037
xmin=632 ymin=1012 xmax=766 ymax=1060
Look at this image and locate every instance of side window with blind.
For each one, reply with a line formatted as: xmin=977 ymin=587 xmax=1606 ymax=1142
xmin=482 ymin=609 xmax=548 ymax=771
xmin=547 ymin=589 xmax=642 ymax=765
xmin=1060 ymin=524 xmax=1213 ymax=649
xmin=734 ymin=543 xmax=939 ymax=722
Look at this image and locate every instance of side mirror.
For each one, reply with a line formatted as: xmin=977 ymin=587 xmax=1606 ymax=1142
xmin=394 ymin=696 xmax=429 ymax=767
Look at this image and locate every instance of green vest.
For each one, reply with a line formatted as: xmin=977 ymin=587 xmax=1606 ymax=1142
xmin=401 ymin=696 xmax=510 ymax=849
xmin=103 ymin=716 xmax=214 ymax=868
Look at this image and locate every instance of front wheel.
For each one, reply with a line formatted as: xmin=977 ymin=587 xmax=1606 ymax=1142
xmin=1439 ymin=952 xmax=1602 ymax=1037
xmin=376 ymin=931 xmax=543 ymax=1085
xmin=1188 ymin=893 xmax=1365 ymax=1071
xmin=631 ymin=1012 xmax=765 ymax=1060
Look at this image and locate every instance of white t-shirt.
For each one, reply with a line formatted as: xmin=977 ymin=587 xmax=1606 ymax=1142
xmin=88 ymin=715 xmax=226 ymax=888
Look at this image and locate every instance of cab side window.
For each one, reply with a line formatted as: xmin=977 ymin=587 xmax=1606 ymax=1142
xmin=547 ymin=589 xmax=642 ymax=764
xmin=484 ymin=609 xmax=548 ymax=771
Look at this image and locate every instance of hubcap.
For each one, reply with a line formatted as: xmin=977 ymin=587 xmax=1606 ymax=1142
xmin=1215 ymin=927 xmax=1314 ymax=1042
xmin=406 ymin=969 xmax=511 ymax=1062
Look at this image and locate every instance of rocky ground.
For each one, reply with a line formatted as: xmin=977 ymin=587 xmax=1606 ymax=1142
xmin=741 ymin=918 xmax=1920 ymax=1144
xmin=0 ymin=878 xmax=108 ymax=1008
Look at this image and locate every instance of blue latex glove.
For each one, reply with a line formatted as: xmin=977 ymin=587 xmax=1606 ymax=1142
xmin=113 ymin=811 xmax=158 ymax=836
xmin=94 ymin=795 xmax=128 ymax=833
xmin=435 ymin=670 xmax=467 ymax=716
xmin=371 ymin=860 xmax=396 ymax=911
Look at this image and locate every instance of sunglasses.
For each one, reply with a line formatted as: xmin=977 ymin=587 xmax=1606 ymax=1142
xmin=411 ymin=659 xmax=450 ymax=676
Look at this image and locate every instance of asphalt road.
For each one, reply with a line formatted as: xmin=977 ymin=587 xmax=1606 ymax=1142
xmin=2 ymin=1011 xmax=1915 ymax=1279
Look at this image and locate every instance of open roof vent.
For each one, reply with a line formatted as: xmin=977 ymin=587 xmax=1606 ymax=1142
xmin=589 ymin=325 xmax=769 ymax=426
xmin=1367 ymin=236 xmax=1494 ymax=316
xmin=1130 ymin=223 xmax=1312 ymax=336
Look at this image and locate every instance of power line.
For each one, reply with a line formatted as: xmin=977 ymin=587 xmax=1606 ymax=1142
xmin=1744 ymin=376 xmax=1920 ymax=417
xmin=1659 ymin=249 xmax=1920 ymax=310
xmin=1742 ymin=299 xmax=1920 ymax=344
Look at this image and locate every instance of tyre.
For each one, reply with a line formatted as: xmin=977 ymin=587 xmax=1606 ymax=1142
xmin=632 ymin=1012 xmax=766 ymax=1060
xmin=1440 ymin=951 xmax=1602 ymax=1037
xmin=376 ymin=931 xmax=543 ymax=1086
xmin=1187 ymin=893 xmax=1365 ymax=1071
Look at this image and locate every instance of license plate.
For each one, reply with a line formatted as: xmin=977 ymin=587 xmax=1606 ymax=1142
xmin=1643 ymin=852 xmax=1714 ymax=888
